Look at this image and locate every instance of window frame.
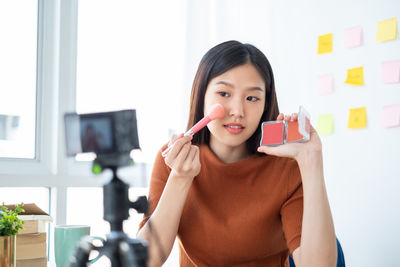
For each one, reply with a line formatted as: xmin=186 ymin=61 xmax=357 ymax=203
xmin=0 ymin=0 xmax=55 ymax=174
xmin=0 ymin=0 xmax=149 ymax=224
xmin=0 ymin=1 xmax=202 ymax=265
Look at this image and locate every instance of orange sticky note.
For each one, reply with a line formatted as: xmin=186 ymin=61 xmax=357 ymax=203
xmin=345 ymin=66 xmax=364 ymax=86
xmin=317 ymin=33 xmax=333 ymax=54
xmin=348 ymin=107 xmax=367 ymax=129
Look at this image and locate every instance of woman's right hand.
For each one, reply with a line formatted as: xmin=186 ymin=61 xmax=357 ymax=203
xmin=163 ymin=134 xmax=201 ymax=179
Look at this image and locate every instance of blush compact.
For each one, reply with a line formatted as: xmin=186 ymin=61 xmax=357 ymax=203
xmin=260 ymin=106 xmax=311 ymax=146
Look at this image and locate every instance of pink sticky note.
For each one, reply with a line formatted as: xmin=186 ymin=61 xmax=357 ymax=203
xmin=382 ymin=104 xmax=400 ymax=127
xmin=382 ymin=60 xmax=400 ymax=83
xmin=317 ymin=74 xmax=334 ymax=95
xmin=344 ymin=26 xmax=363 ymax=48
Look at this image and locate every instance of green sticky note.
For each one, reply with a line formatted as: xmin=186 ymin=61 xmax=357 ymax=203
xmin=317 ymin=114 xmax=334 ymax=135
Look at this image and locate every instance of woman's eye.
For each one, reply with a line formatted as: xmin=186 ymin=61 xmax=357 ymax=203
xmin=218 ymin=92 xmax=230 ymax=97
xmin=246 ymin=96 xmax=259 ymax=102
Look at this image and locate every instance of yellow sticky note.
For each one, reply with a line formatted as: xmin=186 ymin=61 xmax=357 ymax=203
xmin=345 ymin=66 xmax=364 ymax=85
xmin=317 ymin=114 xmax=334 ymax=135
xmin=317 ymin=33 xmax=333 ymax=54
xmin=376 ymin=17 xmax=398 ymax=42
xmin=348 ymin=107 xmax=367 ymax=129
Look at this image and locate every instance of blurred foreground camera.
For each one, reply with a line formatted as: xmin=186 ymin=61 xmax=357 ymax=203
xmin=64 ymin=109 xmax=140 ymax=168
xmin=64 ymin=109 xmax=148 ymax=267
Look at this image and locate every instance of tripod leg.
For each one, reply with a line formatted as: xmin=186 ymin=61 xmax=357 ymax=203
xmin=70 ymin=236 xmax=94 ymax=267
xmin=119 ymin=241 xmax=139 ymax=267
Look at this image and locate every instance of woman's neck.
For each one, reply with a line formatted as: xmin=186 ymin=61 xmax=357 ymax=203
xmin=209 ymin=138 xmax=250 ymax=164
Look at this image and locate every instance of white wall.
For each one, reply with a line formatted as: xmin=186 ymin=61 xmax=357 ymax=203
xmin=185 ymin=0 xmax=400 ymax=266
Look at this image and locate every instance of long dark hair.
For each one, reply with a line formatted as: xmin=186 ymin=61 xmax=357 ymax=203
xmin=187 ymin=40 xmax=279 ymax=155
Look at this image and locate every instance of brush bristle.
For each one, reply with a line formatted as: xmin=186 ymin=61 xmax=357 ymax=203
xmin=207 ymin=104 xmax=225 ymax=120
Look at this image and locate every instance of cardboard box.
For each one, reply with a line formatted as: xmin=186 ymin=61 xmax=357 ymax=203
xmin=4 ymin=204 xmax=51 ymax=263
xmin=16 ymin=257 xmax=47 ymax=267
xmin=19 ymin=220 xmax=39 ymax=235
xmin=5 ymin=203 xmax=53 ymax=234
xmin=16 ymin=233 xmax=47 ymax=260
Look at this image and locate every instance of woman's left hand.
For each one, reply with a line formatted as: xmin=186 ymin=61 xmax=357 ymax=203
xmin=257 ymin=113 xmax=322 ymax=163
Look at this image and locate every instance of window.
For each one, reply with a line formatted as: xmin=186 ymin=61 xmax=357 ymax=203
xmin=0 ymin=187 xmax=50 ymax=212
xmin=76 ymin=0 xmax=186 ymax=163
xmin=74 ymin=2 xmax=186 ymax=264
xmin=66 ymin=187 xmax=147 ymax=238
xmin=1 ymin=1 xmax=189 ymax=264
xmin=0 ymin=1 xmax=38 ymax=159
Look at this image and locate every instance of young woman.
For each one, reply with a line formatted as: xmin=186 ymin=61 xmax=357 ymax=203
xmin=137 ymin=40 xmax=337 ymax=267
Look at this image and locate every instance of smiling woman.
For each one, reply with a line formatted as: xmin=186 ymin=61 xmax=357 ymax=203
xmin=188 ymin=41 xmax=279 ymax=156
xmin=137 ymin=40 xmax=336 ymax=267
xmin=204 ymin=63 xmax=267 ymax=159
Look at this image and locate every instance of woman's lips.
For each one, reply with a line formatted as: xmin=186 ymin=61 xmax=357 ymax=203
xmin=224 ymin=123 xmax=245 ymax=134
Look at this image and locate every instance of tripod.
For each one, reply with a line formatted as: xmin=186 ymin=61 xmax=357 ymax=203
xmin=70 ymin=164 xmax=149 ymax=267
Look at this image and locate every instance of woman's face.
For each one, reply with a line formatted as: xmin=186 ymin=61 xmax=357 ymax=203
xmin=204 ymin=63 xmax=266 ymax=151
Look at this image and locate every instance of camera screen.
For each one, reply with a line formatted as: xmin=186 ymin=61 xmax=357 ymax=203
xmin=65 ymin=109 xmax=139 ymax=158
xmin=80 ymin=117 xmax=113 ymax=153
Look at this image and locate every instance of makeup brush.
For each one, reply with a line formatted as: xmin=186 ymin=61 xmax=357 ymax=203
xmin=162 ymin=103 xmax=224 ymax=157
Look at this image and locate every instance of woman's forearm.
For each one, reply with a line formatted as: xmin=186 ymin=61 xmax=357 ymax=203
xmin=295 ymin=152 xmax=337 ymax=267
xmin=137 ymin=173 xmax=193 ymax=267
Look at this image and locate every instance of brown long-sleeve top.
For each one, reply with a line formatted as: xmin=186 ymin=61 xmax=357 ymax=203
xmin=139 ymin=144 xmax=303 ymax=266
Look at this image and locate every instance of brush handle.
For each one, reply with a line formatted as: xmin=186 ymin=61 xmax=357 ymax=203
xmin=185 ymin=116 xmax=211 ymax=136
xmin=161 ymin=146 xmax=173 ymax=157
xmin=161 ymin=115 xmax=212 ymax=157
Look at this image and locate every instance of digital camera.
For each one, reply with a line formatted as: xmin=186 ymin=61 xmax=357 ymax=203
xmin=64 ymin=109 xmax=140 ymax=157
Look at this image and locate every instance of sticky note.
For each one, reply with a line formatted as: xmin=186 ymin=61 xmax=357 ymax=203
xmin=345 ymin=66 xmax=364 ymax=85
xmin=317 ymin=33 xmax=333 ymax=54
xmin=317 ymin=74 xmax=334 ymax=95
xmin=348 ymin=107 xmax=367 ymax=129
xmin=382 ymin=60 xmax=400 ymax=83
xmin=317 ymin=114 xmax=334 ymax=135
xmin=344 ymin=25 xmax=363 ymax=48
xmin=376 ymin=17 xmax=398 ymax=42
xmin=382 ymin=105 xmax=400 ymax=128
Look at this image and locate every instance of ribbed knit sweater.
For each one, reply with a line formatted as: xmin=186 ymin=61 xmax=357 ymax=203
xmin=140 ymin=144 xmax=303 ymax=266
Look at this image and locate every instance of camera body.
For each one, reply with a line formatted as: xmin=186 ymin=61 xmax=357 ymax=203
xmin=64 ymin=109 xmax=140 ymax=156
xmin=64 ymin=109 xmax=140 ymax=167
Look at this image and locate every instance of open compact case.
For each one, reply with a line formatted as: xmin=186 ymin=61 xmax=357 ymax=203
xmin=260 ymin=106 xmax=311 ymax=146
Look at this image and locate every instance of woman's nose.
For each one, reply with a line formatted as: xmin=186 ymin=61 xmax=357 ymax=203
xmin=228 ymin=98 xmax=244 ymax=118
